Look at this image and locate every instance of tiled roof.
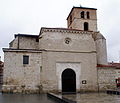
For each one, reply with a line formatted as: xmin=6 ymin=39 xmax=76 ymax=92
xmin=97 ymin=63 xmax=120 ymax=69
xmin=109 ymin=63 xmax=120 ymax=69
xmin=97 ymin=64 xmax=114 ymax=68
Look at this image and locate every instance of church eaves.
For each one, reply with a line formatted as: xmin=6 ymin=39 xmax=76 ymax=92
xmin=15 ymin=34 xmax=39 ymax=38
xmin=39 ymin=27 xmax=93 ymax=36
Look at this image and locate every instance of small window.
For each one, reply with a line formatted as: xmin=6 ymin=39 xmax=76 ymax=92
xmin=23 ymin=55 xmax=29 ymax=64
xmin=87 ymin=12 xmax=90 ymax=19
xmin=65 ymin=37 xmax=72 ymax=44
xmin=84 ymin=22 xmax=89 ymax=31
xmin=81 ymin=11 xmax=84 ymax=18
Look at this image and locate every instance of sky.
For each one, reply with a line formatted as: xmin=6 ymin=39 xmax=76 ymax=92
xmin=0 ymin=0 xmax=120 ymax=62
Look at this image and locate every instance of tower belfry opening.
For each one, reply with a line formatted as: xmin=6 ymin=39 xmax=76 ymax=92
xmin=84 ymin=22 xmax=89 ymax=31
xmin=81 ymin=11 xmax=84 ymax=18
xmin=67 ymin=7 xmax=97 ymax=31
xmin=87 ymin=11 xmax=90 ymax=19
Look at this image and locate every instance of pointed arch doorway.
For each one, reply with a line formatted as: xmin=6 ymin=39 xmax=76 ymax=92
xmin=62 ymin=69 xmax=76 ymax=93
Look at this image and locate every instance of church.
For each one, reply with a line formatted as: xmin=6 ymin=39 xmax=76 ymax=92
xmin=3 ymin=6 xmax=112 ymax=93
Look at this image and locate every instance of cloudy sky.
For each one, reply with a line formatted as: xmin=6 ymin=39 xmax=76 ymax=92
xmin=0 ymin=0 xmax=120 ymax=62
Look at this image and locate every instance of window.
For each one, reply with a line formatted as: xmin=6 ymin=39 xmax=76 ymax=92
xmin=87 ymin=12 xmax=90 ymax=19
xmin=23 ymin=55 xmax=29 ymax=64
xmin=65 ymin=38 xmax=72 ymax=44
xmin=84 ymin=22 xmax=89 ymax=31
xmin=81 ymin=11 xmax=84 ymax=18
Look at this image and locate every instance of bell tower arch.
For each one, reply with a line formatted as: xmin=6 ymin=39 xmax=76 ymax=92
xmin=67 ymin=6 xmax=97 ymax=32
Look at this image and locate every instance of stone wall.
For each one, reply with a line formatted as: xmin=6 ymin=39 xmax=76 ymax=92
xmin=9 ymin=36 xmax=39 ymax=50
xmin=95 ymin=33 xmax=108 ymax=65
xmin=19 ymin=36 xmax=39 ymax=49
xmin=41 ymin=51 xmax=98 ymax=92
xmin=98 ymin=67 xmax=117 ymax=91
xmin=9 ymin=37 xmax=18 ymax=49
xmin=38 ymin=29 xmax=98 ymax=92
xmin=3 ymin=51 xmax=42 ymax=93
xmin=39 ymin=28 xmax=96 ymax=52
xmin=115 ymin=69 xmax=120 ymax=78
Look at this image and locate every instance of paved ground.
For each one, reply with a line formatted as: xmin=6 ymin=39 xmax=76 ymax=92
xmin=0 ymin=93 xmax=57 ymax=103
xmin=63 ymin=93 xmax=120 ymax=103
xmin=0 ymin=92 xmax=120 ymax=103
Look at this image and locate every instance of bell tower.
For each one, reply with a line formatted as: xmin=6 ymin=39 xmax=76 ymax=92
xmin=67 ymin=7 xmax=97 ymax=32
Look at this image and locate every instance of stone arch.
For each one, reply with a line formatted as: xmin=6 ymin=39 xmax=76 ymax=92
xmin=56 ymin=62 xmax=81 ymax=93
xmin=86 ymin=11 xmax=90 ymax=19
xmin=81 ymin=11 xmax=84 ymax=18
xmin=62 ymin=68 xmax=76 ymax=93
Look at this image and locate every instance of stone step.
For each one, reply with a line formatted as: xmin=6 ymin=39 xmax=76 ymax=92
xmin=47 ymin=92 xmax=76 ymax=103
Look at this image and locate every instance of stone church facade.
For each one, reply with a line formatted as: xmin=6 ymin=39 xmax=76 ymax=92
xmin=2 ymin=7 xmax=111 ymax=93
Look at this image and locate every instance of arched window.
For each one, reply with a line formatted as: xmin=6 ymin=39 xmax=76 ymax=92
xmin=81 ymin=11 xmax=84 ymax=18
xmin=87 ymin=12 xmax=90 ymax=19
xmin=84 ymin=22 xmax=89 ymax=31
